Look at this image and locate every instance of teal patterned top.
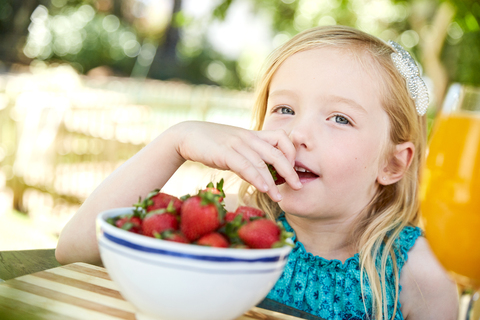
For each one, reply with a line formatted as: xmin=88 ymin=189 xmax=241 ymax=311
xmin=267 ymin=214 xmax=422 ymax=320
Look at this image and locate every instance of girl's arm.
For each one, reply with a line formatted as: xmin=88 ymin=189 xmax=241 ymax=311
xmin=55 ymin=121 xmax=300 ymax=265
xmin=399 ymin=237 xmax=459 ymax=319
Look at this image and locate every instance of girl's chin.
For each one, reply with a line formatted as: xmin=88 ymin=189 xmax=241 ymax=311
xmin=277 ymin=198 xmax=311 ymax=216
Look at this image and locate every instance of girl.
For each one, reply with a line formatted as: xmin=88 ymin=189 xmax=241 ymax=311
xmin=56 ymin=26 xmax=458 ymax=319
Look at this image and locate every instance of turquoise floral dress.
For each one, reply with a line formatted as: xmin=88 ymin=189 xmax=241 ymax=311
xmin=267 ymin=214 xmax=422 ymax=320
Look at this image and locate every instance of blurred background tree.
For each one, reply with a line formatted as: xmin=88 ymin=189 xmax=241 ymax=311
xmin=0 ymin=0 xmax=479 ymax=110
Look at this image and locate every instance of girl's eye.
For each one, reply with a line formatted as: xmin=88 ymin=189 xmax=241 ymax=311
xmin=274 ymin=106 xmax=294 ymax=115
xmin=332 ymin=115 xmax=350 ymax=125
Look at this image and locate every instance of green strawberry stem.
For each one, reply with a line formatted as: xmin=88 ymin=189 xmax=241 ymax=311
xmin=224 ymin=214 xmax=246 ymax=246
xmin=267 ymin=164 xmax=279 ymax=182
xmin=120 ymin=222 xmax=134 ymax=231
xmin=198 ymin=188 xmax=226 ymax=221
xmin=180 ymin=194 xmax=191 ymax=201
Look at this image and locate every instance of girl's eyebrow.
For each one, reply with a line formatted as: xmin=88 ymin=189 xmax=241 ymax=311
xmin=325 ymin=95 xmax=368 ymax=114
xmin=268 ymin=89 xmax=298 ymax=99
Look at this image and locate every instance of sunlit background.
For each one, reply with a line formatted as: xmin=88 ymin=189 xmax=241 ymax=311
xmin=0 ymin=0 xmax=479 ymax=252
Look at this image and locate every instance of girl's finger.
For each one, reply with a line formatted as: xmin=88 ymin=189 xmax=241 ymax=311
xmin=230 ymin=142 xmax=284 ymax=201
xmin=256 ymin=129 xmax=296 ymax=166
xmin=251 ymin=131 xmax=301 ymax=190
xmin=222 ymin=149 xmax=272 ymax=194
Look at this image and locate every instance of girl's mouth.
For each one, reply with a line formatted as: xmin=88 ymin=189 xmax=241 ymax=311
xmin=294 ymin=165 xmax=319 ymax=182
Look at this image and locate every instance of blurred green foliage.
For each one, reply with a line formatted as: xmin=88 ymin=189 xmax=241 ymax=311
xmin=0 ymin=0 xmax=479 ymax=89
xmin=442 ymin=0 xmax=480 ymax=85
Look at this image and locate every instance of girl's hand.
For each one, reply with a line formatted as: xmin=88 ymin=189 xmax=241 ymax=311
xmin=171 ymin=121 xmax=302 ymax=201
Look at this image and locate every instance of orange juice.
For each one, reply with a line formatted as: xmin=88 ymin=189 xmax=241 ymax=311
xmin=421 ymin=112 xmax=480 ymax=288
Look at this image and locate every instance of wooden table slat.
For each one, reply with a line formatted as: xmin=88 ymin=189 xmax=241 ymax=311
xmin=0 ymin=262 xmax=304 ymax=320
xmin=0 ymin=249 xmax=60 ymax=281
xmin=4 ymin=279 xmax=135 ymax=320
xmin=62 ymin=262 xmax=112 ymax=280
xmin=0 ymin=294 xmax=77 ymax=320
xmin=34 ymin=270 xmax=124 ymax=299
xmin=0 ymin=283 xmax=123 ymax=320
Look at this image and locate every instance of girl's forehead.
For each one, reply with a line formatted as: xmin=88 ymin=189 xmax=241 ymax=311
xmin=270 ymin=47 xmax=386 ymax=95
xmin=284 ymin=46 xmax=382 ymax=77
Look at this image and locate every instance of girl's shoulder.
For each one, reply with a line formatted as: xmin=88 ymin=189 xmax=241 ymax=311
xmin=399 ymin=236 xmax=458 ymax=319
xmin=388 ymin=225 xmax=422 ymax=269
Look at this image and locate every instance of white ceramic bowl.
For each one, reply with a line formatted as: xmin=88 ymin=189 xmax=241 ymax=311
xmin=96 ymin=207 xmax=292 ymax=320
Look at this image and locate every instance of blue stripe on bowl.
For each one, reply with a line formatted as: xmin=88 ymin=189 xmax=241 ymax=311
xmin=99 ymin=240 xmax=286 ymax=274
xmin=102 ymin=230 xmax=287 ymax=263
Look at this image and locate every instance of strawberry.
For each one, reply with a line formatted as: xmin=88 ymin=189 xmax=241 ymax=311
xmin=235 ymin=206 xmax=265 ymax=221
xmin=201 ymin=179 xmax=225 ymax=202
xmin=160 ymin=230 xmax=190 ymax=244
xmin=142 ymin=213 xmax=179 ymax=238
xmin=120 ymin=179 xmax=296 ymax=250
xmin=224 ymin=206 xmax=265 ymax=225
xmin=181 ymin=192 xmax=226 ymax=241
xmin=238 ymin=219 xmax=281 ymax=249
xmin=225 ymin=211 xmax=238 ymax=223
xmin=115 ymin=216 xmax=143 ymax=234
xmin=267 ymin=164 xmax=286 ymax=185
xmin=223 ymin=214 xmax=247 ymax=246
xmin=135 ymin=190 xmax=183 ymax=215
xmin=196 ymin=232 xmax=229 ymax=248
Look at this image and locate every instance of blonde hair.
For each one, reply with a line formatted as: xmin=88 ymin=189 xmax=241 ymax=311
xmin=239 ymin=25 xmax=427 ymax=319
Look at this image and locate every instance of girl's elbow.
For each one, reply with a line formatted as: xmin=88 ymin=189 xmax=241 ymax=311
xmin=55 ymin=240 xmax=102 ymax=266
xmin=55 ymin=240 xmax=71 ymax=265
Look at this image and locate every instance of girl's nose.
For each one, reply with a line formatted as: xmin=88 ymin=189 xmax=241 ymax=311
xmin=287 ymin=120 xmax=311 ymax=150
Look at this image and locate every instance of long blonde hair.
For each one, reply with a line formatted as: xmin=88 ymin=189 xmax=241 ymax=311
xmin=239 ymin=25 xmax=427 ymax=319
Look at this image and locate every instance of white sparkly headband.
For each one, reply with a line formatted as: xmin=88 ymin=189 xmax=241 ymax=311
xmin=388 ymin=40 xmax=429 ymax=116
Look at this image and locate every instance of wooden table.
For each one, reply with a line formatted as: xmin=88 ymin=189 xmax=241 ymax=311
xmin=0 ymin=262 xmax=310 ymax=320
xmin=0 ymin=249 xmax=60 ymax=281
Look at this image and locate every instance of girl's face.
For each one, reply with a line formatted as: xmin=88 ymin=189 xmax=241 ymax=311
xmin=263 ymin=47 xmax=390 ymax=221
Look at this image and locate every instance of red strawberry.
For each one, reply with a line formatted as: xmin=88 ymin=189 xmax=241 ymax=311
xmin=146 ymin=192 xmax=183 ymax=215
xmin=196 ymin=232 xmax=229 ymax=248
xmin=224 ymin=206 xmax=265 ymax=224
xmin=201 ymin=179 xmax=225 ymax=202
xmin=115 ymin=216 xmax=142 ymax=234
xmin=201 ymin=187 xmax=224 ymax=202
xmin=181 ymin=194 xmax=226 ymax=241
xmin=238 ymin=219 xmax=281 ymax=249
xmin=235 ymin=206 xmax=265 ymax=221
xmin=161 ymin=230 xmax=190 ymax=244
xmin=225 ymin=211 xmax=238 ymax=222
xmin=267 ymin=164 xmax=286 ymax=185
xmin=142 ymin=213 xmax=179 ymax=237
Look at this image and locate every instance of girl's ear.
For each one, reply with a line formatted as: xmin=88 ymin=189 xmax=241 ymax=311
xmin=377 ymin=142 xmax=415 ymax=185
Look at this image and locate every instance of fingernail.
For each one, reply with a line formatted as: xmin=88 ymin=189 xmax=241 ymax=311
xmin=276 ymin=193 xmax=282 ymax=201
xmin=296 ymin=182 xmax=303 ymax=189
xmin=263 ymin=184 xmax=269 ymax=192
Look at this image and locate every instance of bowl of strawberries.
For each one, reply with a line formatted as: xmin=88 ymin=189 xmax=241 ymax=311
xmin=96 ymin=179 xmax=293 ymax=320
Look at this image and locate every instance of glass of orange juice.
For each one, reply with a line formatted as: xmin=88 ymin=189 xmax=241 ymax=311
xmin=421 ymin=84 xmax=480 ymax=319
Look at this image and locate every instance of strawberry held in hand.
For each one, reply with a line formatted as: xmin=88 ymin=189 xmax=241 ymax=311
xmin=267 ymin=164 xmax=286 ymax=185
